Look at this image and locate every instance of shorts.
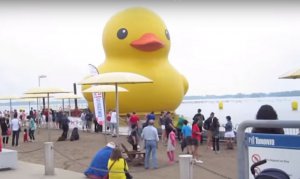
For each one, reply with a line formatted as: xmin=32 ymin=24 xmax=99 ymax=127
xmin=225 ymin=131 xmax=235 ymax=138
xmin=191 ymin=138 xmax=199 ymax=146
xmin=185 ymin=136 xmax=193 ymax=145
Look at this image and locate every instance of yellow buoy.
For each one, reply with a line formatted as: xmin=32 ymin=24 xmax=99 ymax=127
xmin=292 ymin=101 xmax=298 ymax=111
xmin=219 ymin=101 xmax=223 ymax=110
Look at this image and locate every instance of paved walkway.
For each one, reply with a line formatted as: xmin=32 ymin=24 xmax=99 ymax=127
xmin=0 ymin=161 xmax=85 ymax=179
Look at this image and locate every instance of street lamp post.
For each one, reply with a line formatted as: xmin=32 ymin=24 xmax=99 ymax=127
xmin=38 ymin=75 xmax=47 ymax=87
xmin=38 ymin=75 xmax=47 ymax=109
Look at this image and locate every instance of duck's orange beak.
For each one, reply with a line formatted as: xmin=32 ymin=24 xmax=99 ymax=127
xmin=130 ymin=33 xmax=164 ymax=52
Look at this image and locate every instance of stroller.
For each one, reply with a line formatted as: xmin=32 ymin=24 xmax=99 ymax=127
xmin=251 ymin=159 xmax=290 ymax=179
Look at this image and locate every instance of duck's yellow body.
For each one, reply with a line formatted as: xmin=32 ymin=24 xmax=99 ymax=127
xmin=82 ymin=7 xmax=188 ymax=114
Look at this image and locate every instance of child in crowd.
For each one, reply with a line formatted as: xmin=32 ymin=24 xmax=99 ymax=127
xmin=23 ymin=128 xmax=29 ymax=142
xmin=167 ymin=129 xmax=176 ymax=164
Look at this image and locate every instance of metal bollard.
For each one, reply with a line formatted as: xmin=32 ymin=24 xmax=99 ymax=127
xmin=44 ymin=142 xmax=55 ymax=175
xmin=179 ymin=154 xmax=193 ymax=179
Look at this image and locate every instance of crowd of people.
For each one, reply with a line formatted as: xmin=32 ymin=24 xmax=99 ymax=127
xmin=0 ymin=107 xmax=76 ymax=147
xmin=1 ymin=103 xmax=289 ymax=179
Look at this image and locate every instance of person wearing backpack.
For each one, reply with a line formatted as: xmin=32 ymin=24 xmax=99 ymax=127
xmin=193 ymin=109 xmax=205 ymax=144
xmin=203 ymin=112 xmax=215 ymax=150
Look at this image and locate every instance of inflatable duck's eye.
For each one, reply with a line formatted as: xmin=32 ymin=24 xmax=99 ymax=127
xmin=117 ymin=28 xmax=128 ymax=39
xmin=165 ymin=29 xmax=170 ymax=40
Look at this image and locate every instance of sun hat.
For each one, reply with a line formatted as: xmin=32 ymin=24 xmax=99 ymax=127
xmin=106 ymin=142 xmax=116 ymax=149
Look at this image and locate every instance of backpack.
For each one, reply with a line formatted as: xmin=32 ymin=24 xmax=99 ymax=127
xmin=203 ymin=118 xmax=212 ymax=130
xmin=70 ymin=127 xmax=79 ymax=141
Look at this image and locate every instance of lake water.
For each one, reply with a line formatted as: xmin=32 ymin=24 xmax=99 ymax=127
xmin=1 ymin=96 xmax=300 ymax=127
xmin=176 ymin=96 xmax=300 ymax=127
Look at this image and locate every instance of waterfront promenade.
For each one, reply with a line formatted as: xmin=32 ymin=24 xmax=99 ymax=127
xmin=0 ymin=127 xmax=237 ymax=179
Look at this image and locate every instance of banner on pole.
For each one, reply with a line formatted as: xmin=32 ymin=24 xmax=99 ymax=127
xmin=88 ymin=64 xmax=105 ymax=125
xmin=92 ymin=92 xmax=105 ymax=124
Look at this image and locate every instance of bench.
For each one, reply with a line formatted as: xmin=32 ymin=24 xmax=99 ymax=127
xmin=0 ymin=148 xmax=18 ymax=169
xmin=121 ymin=143 xmax=145 ymax=166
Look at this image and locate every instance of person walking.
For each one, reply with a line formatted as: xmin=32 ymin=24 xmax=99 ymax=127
xmin=80 ymin=110 xmax=86 ymax=131
xmin=191 ymin=118 xmax=203 ymax=163
xmin=107 ymin=147 xmax=129 ymax=179
xmin=167 ymin=129 xmax=176 ymax=164
xmin=28 ymin=115 xmax=36 ymax=142
xmin=211 ymin=117 xmax=220 ymax=154
xmin=181 ymin=120 xmax=193 ymax=154
xmin=193 ymin=109 xmax=205 ymax=144
xmin=159 ymin=111 xmax=166 ymax=145
xmin=110 ymin=109 xmax=117 ymax=137
xmin=85 ymin=109 xmax=94 ymax=132
xmin=204 ymin=112 xmax=215 ymax=149
xmin=176 ymin=115 xmax=184 ymax=142
xmin=59 ymin=113 xmax=70 ymax=141
xmin=126 ymin=113 xmax=132 ymax=135
xmin=0 ymin=117 xmax=9 ymax=146
xmin=164 ymin=112 xmax=176 ymax=140
xmin=224 ymin=116 xmax=235 ymax=149
xmin=141 ymin=120 xmax=159 ymax=169
xmin=130 ymin=124 xmax=139 ymax=151
xmin=11 ymin=113 xmax=21 ymax=147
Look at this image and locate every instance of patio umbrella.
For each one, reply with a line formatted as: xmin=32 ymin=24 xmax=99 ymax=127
xmin=79 ymin=72 xmax=152 ymax=136
xmin=83 ymin=85 xmax=128 ymax=134
xmin=21 ymin=94 xmax=53 ymax=112
xmin=279 ymin=68 xmax=300 ymax=79
xmin=0 ymin=95 xmax=20 ymax=119
xmin=54 ymin=93 xmax=82 ymax=116
xmin=18 ymin=98 xmax=37 ymax=112
xmin=24 ymin=87 xmax=69 ymax=141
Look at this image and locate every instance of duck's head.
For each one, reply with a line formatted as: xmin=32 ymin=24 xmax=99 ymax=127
xmin=102 ymin=7 xmax=171 ymax=60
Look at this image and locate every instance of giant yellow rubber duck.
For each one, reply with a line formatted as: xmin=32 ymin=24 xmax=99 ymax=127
xmin=83 ymin=7 xmax=188 ymax=114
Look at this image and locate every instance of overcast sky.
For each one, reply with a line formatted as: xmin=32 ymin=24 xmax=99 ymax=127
xmin=1 ymin=1 xmax=300 ymax=97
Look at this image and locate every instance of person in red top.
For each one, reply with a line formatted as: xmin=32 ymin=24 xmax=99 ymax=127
xmin=192 ymin=118 xmax=203 ymax=163
xmin=129 ymin=112 xmax=139 ymax=128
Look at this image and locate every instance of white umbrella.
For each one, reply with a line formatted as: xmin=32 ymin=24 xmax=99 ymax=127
xmin=24 ymin=87 xmax=69 ymax=141
xmin=21 ymin=94 xmax=53 ymax=112
xmin=79 ymin=72 xmax=152 ymax=136
xmin=82 ymin=85 xmax=128 ymax=93
xmin=54 ymin=93 xmax=82 ymax=116
xmin=0 ymin=95 xmax=20 ymax=119
xmin=279 ymin=68 xmax=300 ymax=79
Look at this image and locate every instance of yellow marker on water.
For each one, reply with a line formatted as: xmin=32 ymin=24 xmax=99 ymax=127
xmin=219 ymin=101 xmax=224 ymax=110
xmin=292 ymin=101 xmax=298 ymax=111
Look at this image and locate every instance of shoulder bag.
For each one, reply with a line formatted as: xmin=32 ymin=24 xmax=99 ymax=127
xmin=123 ymin=159 xmax=133 ymax=179
xmin=106 ymin=160 xmax=117 ymax=179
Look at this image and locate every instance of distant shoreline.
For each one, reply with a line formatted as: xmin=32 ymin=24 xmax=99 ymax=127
xmin=184 ymin=90 xmax=300 ymax=100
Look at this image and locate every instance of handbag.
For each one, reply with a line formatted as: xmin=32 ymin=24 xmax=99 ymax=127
xmin=6 ymin=128 xmax=12 ymax=136
xmin=123 ymin=159 xmax=133 ymax=179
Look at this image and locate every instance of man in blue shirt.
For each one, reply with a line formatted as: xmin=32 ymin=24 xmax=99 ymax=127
xmin=84 ymin=142 xmax=116 ymax=179
xmin=141 ymin=120 xmax=159 ymax=169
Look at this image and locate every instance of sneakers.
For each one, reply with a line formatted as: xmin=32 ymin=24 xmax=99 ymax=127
xmin=192 ymin=159 xmax=204 ymax=164
xmin=195 ymin=159 xmax=203 ymax=164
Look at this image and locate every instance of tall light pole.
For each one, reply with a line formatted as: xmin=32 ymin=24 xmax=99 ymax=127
xmin=38 ymin=75 xmax=47 ymax=110
xmin=38 ymin=75 xmax=47 ymax=87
